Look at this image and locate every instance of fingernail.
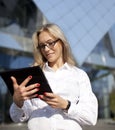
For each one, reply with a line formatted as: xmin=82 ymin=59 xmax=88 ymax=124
xmin=29 ymin=75 xmax=32 ymax=79
xmin=36 ymin=83 xmax=40 ymax=87
xmin=38 ymin=95 xmax=41 ymax=98
xmin=44 ymin=92 xmax=47 ymax=96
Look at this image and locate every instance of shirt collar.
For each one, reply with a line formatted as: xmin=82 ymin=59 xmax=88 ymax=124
xmin=43 ymin=62 xmax=72 ymax=71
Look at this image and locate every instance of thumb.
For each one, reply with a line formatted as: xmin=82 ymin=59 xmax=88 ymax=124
xmin=10 ymin=76 xmax=19 ymax=90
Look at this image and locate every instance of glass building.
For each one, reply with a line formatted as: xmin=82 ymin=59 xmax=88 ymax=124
xmin=0 ymin=0 xmax=115 ymax=123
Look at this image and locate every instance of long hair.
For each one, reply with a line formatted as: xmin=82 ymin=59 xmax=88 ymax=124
xmin=32 ymin=23 xmax=77 ymax=68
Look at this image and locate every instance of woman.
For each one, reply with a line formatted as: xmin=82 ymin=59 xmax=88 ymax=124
xmin=10 ymin=23 xmax=98 ymax=130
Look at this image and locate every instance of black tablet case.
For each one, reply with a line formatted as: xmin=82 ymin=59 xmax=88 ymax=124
xmin=0 ymin=66 xmax=52 ymax=96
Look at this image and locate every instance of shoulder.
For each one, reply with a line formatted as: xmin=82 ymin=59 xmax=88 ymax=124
xmin=69 ymin=65 xmax=90 ymax=79
xmin=70 ymin=65 xmax=87 ymax=75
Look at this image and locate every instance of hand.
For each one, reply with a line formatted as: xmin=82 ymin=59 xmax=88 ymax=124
xmin=11 ymin=76 xmax=40 ymax=108
xmin=38 ymin=93 xmax=68 ymax=109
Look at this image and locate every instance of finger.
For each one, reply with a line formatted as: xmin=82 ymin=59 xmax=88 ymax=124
xmin=40 ymin=95 xmax=54 ymax=102
xmin=44 ymin=92 xmax=55 ymax=98
xmin=26 ymin=83 xmax=40 ymax=91
xmin=26 ymin=87 xmax=39 ymax=96
xmin=23 ymin=93 xmax=38 ymax=100
xmin=30 ymin=94 xmax=38 ymax=99
xmin=10 ymin=76 xmax=19 ymax=90
xmin=20 ymin=75 xmax=32 ymax=87
xmin=44 ymin=99 xmax=57 ymax=108
xmin=48 ymin=102 xmax=57 ymax=108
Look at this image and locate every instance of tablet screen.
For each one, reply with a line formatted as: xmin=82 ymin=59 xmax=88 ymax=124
xmin=0 ymin=66 xmax=52 ymax=96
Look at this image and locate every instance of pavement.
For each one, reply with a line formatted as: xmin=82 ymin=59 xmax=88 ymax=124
xmin=0 ymin=119 xmax=115 ymax=130
xmin=83 ymin=119 xmax=115 ymax=130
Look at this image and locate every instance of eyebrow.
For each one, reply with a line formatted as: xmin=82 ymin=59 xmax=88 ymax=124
xmin=39 ymin=39 xmax=55 ymax=45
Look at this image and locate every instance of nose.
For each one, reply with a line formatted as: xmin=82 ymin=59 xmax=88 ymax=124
xmin=44 ymin=45 xmax=50 ymax=51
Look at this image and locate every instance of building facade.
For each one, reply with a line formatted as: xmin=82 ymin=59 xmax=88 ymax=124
xmin=0 ymin=0 xmax=115 ymax=123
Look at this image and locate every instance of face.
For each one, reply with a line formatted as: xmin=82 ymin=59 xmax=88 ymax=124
xmin=38 ymin=31 xmax=63 ymax=65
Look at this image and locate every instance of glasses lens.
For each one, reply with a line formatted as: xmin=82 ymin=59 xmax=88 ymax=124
xmin=48 ymin=42 xmax=55 ymax=48
xmin=37 ymin=39 xmax=59 ymax=50
xmin=41 ymin=45 xmax=46 ymax=49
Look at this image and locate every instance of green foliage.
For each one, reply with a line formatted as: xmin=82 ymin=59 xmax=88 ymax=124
xmin=109 ymin=88 xmax=115 ymax=119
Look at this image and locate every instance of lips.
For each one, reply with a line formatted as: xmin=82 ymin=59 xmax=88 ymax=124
xmin=46 ymin=53 xmax=54 ymax=58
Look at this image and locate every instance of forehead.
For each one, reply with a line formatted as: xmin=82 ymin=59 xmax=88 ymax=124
xmin=38 ymin=31 xmax=55 ymax=42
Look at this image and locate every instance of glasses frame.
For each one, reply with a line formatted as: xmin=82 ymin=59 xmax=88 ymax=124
xmin=37 ymin=39 xmax=60 ymax=50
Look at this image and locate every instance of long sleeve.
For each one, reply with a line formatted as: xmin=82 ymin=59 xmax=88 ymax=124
xmin=9 ymin=63 xmax=98 ymax=130
xmin=44 ymin=63 xmax=98 ymax=127
xmin=10 ymin=100 xmax=34 ymax=123
xmin=65 ymin=70 xmax=98 ymax=126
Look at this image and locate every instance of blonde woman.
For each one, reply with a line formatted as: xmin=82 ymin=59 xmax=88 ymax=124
xmin=10 ymin=23 xmax=98 ymax=130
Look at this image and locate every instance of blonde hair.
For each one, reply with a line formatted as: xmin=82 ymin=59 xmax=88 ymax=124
xmin=32 ymin=23 xmax=77 ymax=68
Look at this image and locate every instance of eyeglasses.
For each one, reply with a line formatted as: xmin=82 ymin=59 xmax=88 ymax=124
xmin=37 ymin=39 xmax=60 ymax=50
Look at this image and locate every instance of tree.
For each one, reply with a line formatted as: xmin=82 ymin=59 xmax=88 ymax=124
xmin=109 ymin=88 xmax=115 ymax=120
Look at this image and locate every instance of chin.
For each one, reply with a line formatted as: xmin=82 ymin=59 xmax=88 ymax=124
xmin=47 ymin=58 xmax=56 ymax=63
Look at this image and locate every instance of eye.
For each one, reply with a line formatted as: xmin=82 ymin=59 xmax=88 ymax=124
xmin=48 ymin=42 xmax=54 ymax=46
xmin=38 ymin=44 xmax=45 ymax=49
xmin=41 ymin=44 xmax=46 ymax=48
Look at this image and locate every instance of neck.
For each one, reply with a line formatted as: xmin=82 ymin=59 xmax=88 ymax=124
xmin=48 ymin=60 xmax=64 ymax=71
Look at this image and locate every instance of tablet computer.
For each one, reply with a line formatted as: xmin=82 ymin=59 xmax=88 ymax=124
xmin=0 ymin=66 xmax=52 ymax=96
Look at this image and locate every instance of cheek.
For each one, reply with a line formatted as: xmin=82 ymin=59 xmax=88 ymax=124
xmin=40 ymin=51 xmax=47 ymax=59
xmin=57 ymin=46 xmax=63 ymax=56
xmin=56 ymin=50 xmax=62 ymax=57
xmin=56 ymin=43 xmax=63 ymax=52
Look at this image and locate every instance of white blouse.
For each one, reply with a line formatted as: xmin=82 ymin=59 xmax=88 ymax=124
xmin=10 ymin=63 xmax=98 ymax=130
